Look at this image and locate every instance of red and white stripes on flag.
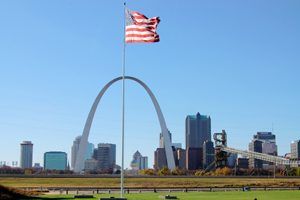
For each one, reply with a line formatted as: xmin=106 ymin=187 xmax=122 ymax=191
xmin=125 ymin=9 xmax=160 ymax=43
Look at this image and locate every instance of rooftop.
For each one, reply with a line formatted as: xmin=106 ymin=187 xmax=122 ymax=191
xmin=187 ymin=112 xmax=210 ymax=120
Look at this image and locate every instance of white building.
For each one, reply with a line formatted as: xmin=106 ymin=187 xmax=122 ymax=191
xmin=291 ymin=140 xmax=300 ymax=159
xmin=159 ymin=131 xmax=172 ymax=148
xmin=71 ymin=136 xmax=94 ymax=170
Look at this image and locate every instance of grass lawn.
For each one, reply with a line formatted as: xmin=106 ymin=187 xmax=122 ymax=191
xmin=1 ymin=177 xmax=300 ymax=188
xmin=37 ymin=191 xmax=300 ymax=200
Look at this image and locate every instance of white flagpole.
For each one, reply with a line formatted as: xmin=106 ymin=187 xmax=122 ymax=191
xmin=121 ymin=1 xmax=126 ymax=198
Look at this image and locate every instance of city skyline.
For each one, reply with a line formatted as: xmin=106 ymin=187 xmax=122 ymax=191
xmin=1 ymin=0 xmax=300 ymax=168
xmin=1 ymin=119 xmax=298 ymax=169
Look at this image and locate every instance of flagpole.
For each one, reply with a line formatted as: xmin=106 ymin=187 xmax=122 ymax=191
xmin=121 ymin=1 xmax=126 ymax=198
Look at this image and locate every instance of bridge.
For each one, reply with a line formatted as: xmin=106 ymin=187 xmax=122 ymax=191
xmin=221 ymin=146 xmax=299 ymax=166
xmin=214 ymin=131 xmax=299 ymax=167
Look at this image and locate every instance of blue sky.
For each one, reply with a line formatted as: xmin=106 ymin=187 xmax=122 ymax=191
xmin=0 ymin=0 xmax=300 ymax=168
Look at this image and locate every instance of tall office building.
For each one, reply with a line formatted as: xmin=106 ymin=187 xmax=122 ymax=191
xmin=130 ymin=151 xmax=148 ymax=170
xmin=93 ymin=143 xmax=116 ymax=171
xmin=254 ymin=132 xmax=276 ymax=142
xmin=186 ymin=112 xmax=211 ymax=149
xmin=254 ymin=132 xmax=277 ymax=155
xmin=291 ymin=140 xmax=300 ymax=167
xmin=249 ymin=132 xmax=277 ymax=169
xmin=140 ymin=156 xmax=148 ymax=170
xmin=71 ymin=136 xmax=94 ymax=170
xmin=44 ymin=151 xmax=67 ymax=170
xmin=203 ymin=140 xmax=215 ymax=169
xmin=185 ymin=112 xmax=211 ymax=170
xmin=20 ymin=141 xmax=33 ymax=169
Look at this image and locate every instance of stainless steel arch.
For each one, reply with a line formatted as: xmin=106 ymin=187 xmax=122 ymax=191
xmin=74 ymin=76 xmax=176 ymax=172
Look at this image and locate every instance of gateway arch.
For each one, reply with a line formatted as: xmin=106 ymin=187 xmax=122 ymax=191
xmin=74 ymin=76 xmax=176 ymax=172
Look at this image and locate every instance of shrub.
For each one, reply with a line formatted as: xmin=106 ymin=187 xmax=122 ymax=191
xmin=215 ymin=167 xmax=232 ymax=176
xmin=139 ymin=169 xmax=156 ymax=176
xmin=194 ymin=170 xmax=205 ymax=176
xmin=158 ymin=167 xmax=171 ymax=176
xmin=171 ymin=167 xmax=187 ymax=175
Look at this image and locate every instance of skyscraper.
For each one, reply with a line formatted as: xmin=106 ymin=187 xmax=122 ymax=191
xmin=249 ymin=132 xmax=277 ymax=169
xmin=44 ymin=151 xmax=67 ymax=170
xmin=186 ymin=112 xmax=211 ymax=149
xmin=20 ymin=141 xmax=33 ymax=169
xmin=71 ymin=136 xmax=94 ymax=170
xmin=254 ymin=132 xmax=277 ymax=155
xmin=291 ymin=140 xmax=300 ymax=167
xmin=254 ymin=132 xmax=276 ymax=142
xmin=185 ymin=112 xmax=211 ymax=170
xmin=93 ymin=143 xmax=116 ymax=171
xmin=140 ymin=157 xmax=148 ymax=170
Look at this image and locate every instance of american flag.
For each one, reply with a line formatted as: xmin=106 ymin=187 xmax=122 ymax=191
xmin=125 ymin=9 xmax=160 ymax=43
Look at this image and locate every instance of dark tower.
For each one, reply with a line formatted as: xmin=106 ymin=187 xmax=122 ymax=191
xmin=185 ymin=112 xmax=211 ymax=170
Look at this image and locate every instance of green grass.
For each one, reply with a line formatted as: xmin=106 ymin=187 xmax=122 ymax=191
xmin=37 ymin=191 xmax=300 ymax=200
xmin=1 ymin=177 xmax=300 ymax=188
